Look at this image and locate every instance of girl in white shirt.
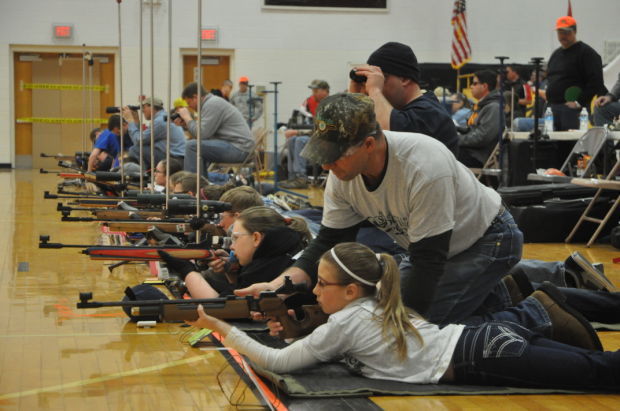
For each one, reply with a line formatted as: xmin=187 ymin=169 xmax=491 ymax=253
xmin=187 ymin=242 xmax=620 ymax=390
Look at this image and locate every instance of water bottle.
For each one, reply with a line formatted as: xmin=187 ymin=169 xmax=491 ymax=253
xmin=579 ymin=108 xmax=589 ymax=131
xmin=544 ymin=107 xmax=554 ymax=134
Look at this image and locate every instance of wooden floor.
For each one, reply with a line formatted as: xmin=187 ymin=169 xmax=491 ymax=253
xmin=0 ymin=169 xmax=619 ymax=410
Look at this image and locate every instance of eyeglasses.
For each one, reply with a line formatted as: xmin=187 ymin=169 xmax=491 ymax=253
xmin=231 ymin=232 xmax=251 ymax=242
xmin=316 ymin=277 xmax=347 ymax=288
xmin=154 ymin=169 xmax=165 ymax=174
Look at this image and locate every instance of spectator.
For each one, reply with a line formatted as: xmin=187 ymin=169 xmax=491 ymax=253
xmin=450 ymin=92 xmax=473 ymax=127
xmin=593 ymin=71 xmax=620 ymax=126
xmin=230 ymin=76 xmax=263 ymax=127
xmin=280 ymin=80 xmax=330 ymax=189
xmin=176 ymin=82 xmax=254 ymax=176
xmin=546 ymin=15 xmax=607 ymax=130
xmin=457 ymin=70 xmax=501 ymax=168
xmin=122 ymin=97 xmax=186 ymax=171
xmin=350 ymin=41 xmax=459 ymax=155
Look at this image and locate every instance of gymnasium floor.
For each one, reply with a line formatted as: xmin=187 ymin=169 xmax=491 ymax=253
xmin=0 ymin=169 xmax=619 ymax=410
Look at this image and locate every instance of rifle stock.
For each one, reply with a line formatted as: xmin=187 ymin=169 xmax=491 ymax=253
xmin=77 ymin=277 xmax=328 ymax=339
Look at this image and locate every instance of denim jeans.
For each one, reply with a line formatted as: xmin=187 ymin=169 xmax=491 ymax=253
xmin=184 ymin=139 xmax=249 ymax=176
xmin=509 ymin=259 xmax=620 ymax=324
xmin=286 ymin=135 xmax=310 ymax=179
xmin=452 ymin=321 xmax=620 ymax=389
xmin=593 ymin=101 xmax=620 ymax=126
xmin=400 ymin=209 xmax=523 ymax=325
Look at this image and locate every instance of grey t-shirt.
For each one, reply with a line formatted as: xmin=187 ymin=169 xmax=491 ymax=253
xmin=187 ymin=94 xmax=255 ymax=153
xmin=322 ymin=130 xmax=501 ymax=257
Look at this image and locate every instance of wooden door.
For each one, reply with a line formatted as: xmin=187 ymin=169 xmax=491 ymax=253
xmin=182 ymin=55 xmax=230 ymax=93
xmin=13 ymin=52 xmax=115 ymax=169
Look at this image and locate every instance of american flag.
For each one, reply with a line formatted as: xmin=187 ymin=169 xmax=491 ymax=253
xmin=451 ymin=0 xmax=471 ymax=69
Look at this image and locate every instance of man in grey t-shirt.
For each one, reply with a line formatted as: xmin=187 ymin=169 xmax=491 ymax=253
xmin=176 ymin=82 xmax=254 ymax=176
xmin=240 ymin=93 xmax=522 ymax=324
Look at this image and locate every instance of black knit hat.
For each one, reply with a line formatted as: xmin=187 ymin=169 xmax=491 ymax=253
xmin=367 ymin=42 xmax=420 ymax=83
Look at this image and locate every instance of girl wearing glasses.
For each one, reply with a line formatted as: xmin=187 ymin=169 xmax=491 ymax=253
xmin=160 ymin=206 xmax=311 ymax=299
xmin=186 ymin=242 xmax=619 ymax=390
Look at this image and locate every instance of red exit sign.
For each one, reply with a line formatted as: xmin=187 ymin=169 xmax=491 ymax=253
xmin=53 ymin=24 xmax=73 ymax=39
xmin=201 ymin=28 xmax=218 ymax=41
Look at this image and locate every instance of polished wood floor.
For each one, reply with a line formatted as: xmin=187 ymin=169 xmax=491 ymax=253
xmin=0 ymin=170 xmax=619 ymax=410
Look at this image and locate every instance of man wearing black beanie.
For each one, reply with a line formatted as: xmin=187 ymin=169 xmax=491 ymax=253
xmin=351 ymin=41 xmax=459 ymax=156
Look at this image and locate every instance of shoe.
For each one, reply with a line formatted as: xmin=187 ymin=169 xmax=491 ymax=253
xmin=279 ymin=177 xmax=308 ymax=189
xmin=502 ymin=271 xmax=535 ymax=305
xmin=564 ymin=251 xmax=618 ymax=292
xmin=531 ymin=282 xmax=603 ymax=351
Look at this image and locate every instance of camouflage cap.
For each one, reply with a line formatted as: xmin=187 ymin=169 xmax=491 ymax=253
xmin=308 ymin=79 xmax=330 ymax=90
xmin=300 ymin=93 xmax=377 ymax=165
xmin=142 ymin=97 xmax=164 ymax=107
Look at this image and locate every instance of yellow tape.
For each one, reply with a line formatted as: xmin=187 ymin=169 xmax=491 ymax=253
xmin=16 ymin=117 xmax=108 ymax=124
xmin=22 ymin=82 xmax=108 ymax=92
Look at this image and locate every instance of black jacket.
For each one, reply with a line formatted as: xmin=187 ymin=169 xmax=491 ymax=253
xmin=208 ymin=226 xmax=305 ymax=296
xmin=546 ymin=41 xmax=607 ymax=107
xmin=390 ymin=91 xmax=460 ymax=156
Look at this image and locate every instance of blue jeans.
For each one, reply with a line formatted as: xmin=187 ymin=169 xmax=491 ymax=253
xmin=593 ymin=101 xmax=620 ymax=126
xmin=286 ymin=135 xmax=310 ymax=179
xmin=400 ymin=209 xmax=523 ymax=325
xmin=184 ymin=139 xmax=249 ymax=176
xmin=509 ymin=259 xmax=620 ymax=324
xmin=452 ymin=322 xmax=620 ymax=389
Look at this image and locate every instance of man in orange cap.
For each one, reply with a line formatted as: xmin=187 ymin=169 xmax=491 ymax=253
xmin=231 ymin=76 xmax=263 ymax=127
xmin=545 ymin=15 xmax=607 ymax=131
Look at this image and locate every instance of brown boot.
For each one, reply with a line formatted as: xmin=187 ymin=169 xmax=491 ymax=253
xmin=531 ymin=282 xmax=603 ymax=351
xmin=502 ymin=271 xmax=535 ymax=305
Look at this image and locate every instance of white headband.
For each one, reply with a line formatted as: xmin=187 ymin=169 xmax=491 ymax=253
xmin=330 ymin=248 xmax=377 ymax=287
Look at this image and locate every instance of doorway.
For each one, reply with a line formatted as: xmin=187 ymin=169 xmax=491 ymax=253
xmin=14 ymin=51 xmax=115 ymax=169
xmin=182 ymin=54 xmax=231 ymax=95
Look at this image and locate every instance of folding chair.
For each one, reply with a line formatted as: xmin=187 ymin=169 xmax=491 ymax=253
xmin=208 ymin=127 xmax=267 ymax=189
xmin=565 ymin=159 xmax=620 ymax=246
xmin=469 ymin=142 xmax=501 ymax=181
xmin=527 ymin=127 xmax=611 ymax=183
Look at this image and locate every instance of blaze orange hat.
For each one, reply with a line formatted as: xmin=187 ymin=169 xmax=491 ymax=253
xmin=238 ymin=76 xmax=249 ymax=83
xmin=556 ymin=16 xmax=577 ymax=31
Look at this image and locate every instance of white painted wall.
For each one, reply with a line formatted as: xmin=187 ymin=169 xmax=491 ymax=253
xmin=1 ymin=0 xmax=619 ymax=165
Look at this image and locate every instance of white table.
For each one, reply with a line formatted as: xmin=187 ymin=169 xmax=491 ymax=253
xmin=510 ymin=130 xmax=620 ymax=141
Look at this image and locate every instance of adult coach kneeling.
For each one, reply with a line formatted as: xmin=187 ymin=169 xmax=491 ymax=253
xmin=238 ymin=93 xmax=522 ymax=325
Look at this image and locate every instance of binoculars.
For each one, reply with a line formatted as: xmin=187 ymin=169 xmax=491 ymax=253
xmin=349 ymin=69 xmax=367 ymax=84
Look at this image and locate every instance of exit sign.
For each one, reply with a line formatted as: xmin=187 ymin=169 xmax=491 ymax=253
xmin=53 ymin=24 xmax=73 ymax=39
xmin=201 ymin=27 xmax=218 ymax=41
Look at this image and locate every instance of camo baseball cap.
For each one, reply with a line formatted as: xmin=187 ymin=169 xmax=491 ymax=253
xmin=308 ymin=79 xmax=330 ymax=90
xmin=300 ymin=93 xmax=378 ymax=165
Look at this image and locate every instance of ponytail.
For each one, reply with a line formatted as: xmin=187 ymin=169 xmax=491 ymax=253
xmin=322 ymin=243 xmax=423 ymax=360
xmin=238 ymin=206 xmax=312 ymax=246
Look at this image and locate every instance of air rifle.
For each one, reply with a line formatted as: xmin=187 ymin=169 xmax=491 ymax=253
xmin=39 ymin=235 xmax=216 ymax=261
xmin=76 ymin=277 xmax=328 ymax=339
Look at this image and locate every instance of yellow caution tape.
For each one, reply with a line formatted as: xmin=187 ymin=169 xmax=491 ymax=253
xmin=22 ymin=82 xmax=108 ymax=92
xmin=16 ymin=117 xmax=108 ymax=124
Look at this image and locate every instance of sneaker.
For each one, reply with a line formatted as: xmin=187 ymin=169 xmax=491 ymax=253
xmin=279 ymin=177 xmax=308 ymax=189
xmin=502 ymin=271 xmax=535 ymax=305
xmin=564 ymin=251 xmax=618 ymax=292
xmin=531 ymin=282 xmax=603 ymax=351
